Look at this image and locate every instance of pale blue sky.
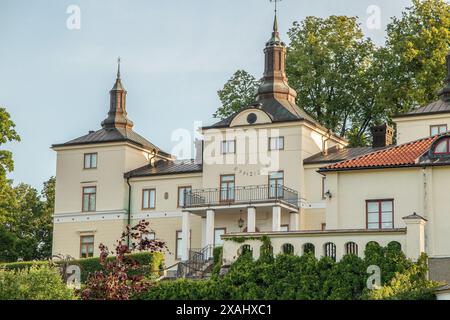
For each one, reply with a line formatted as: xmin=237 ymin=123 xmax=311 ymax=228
xmin=1 ymin=0 xmax=413 ymax=188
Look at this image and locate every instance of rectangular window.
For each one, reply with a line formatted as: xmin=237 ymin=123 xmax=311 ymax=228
xmin=221 ymin=140 xmax=235 ymax=154
xmin=322 ymin=176 xmax=327 ymax=199
xmin=84 ymin=153 xmax=97 ymax=169
xmin=269 ymin=137 xmax=284 ymax=151
xmin=175 ymin=230 xmax=191 ymax=260
xmin=220 ymin=175 xmax=235 ymax=202
xmin=269 ymin=171 xmax=284 ymax=198
xmin=80 ymin=235 xmax=94 ymax=258
xmin=178 ymin=186 xmax=192 ymax=207
xmin=214 ymin=228 xmax=226 ymax=247
xmin=142 ymin=232 xmax=156 ymax=241
xmin=430 ymin=124 xmax=447 ymax=136
xmin=82 ymin=186 xmax=96 ymax=212
xmin=142 ymin=189 xmax=156 ymax=209
xmin=366 ymin=199 xmax=394 ymax=229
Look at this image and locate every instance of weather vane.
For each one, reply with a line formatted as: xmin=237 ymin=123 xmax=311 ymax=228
xmin=270 ymin=0 xmax=282 ymax=14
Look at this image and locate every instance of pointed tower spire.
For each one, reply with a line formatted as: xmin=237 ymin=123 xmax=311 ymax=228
xmin=101 ymin=58 xmax=134 ymax=129
xmin=439 ymin=49 xmax=450 ymax=102
xmin=117 ymin=56 xmax=121 ymax=79
xmin=256 ymin=2 xmax=297 ymax=105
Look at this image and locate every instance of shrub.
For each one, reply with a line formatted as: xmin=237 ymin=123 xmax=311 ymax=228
xmin=136 ymin=279 xmax=215 ymax=300
xmin=367 ymin=253 xmax=440 ymax=300
xmin=0 ymin=265 xmax=77 ymax=300
xmin=211 ymin=246 xmax=223 ymax=278
xmin=137 ymin=244 xmax=434 ymax=300
xmin=0 ymin=252 xmax=163 ymax=283
xmin=81 ymin=220 xmax=167 ymax=300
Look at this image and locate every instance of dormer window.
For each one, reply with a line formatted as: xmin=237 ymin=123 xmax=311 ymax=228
xmin=433 ymin=137 xmax=450 ymax=155
xmin=430 ymin=124 xmax=447 ymax=136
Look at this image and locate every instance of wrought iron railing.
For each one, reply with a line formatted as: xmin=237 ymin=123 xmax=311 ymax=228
xmin=176 ymin=245 xmax=215 ymax=278
xmin=183 ymin=185 xmax=298 ymax=209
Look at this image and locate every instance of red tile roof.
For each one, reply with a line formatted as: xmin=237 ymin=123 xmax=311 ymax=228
xmin=322 ymin=135 xmax=438 ymax=171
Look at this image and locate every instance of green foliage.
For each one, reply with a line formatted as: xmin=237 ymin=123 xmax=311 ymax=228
xmin=364 ymin=241 xmax=412 ymax=284
xmin=0 ymin=252 xmax=163 ymax=283
xmin=136 ymin=279 xmax=215 ymax=300
xmin=214 ymin=70 xmax=260 ymax=120
xmin=211 ymin=246 xmax=223 ymax=277
xmin=287 ymin=15 xmax=377 ymax=140
xmin=213 ymin=0 xmax=450 ymax=146
xmin=0 ymin=177 xmax=55 ymax=262
xmin=382 ymin=0 xmax=450 ymax=115
xmin=0 ymin=265 xmax=77 ymax=300
xmin=367 ymin=253 xmax=439 ymax=300
xmin=139 ymin=244 xmax=435 ymax=300
xmin=0 ymin=107 xmax=20 ymax=177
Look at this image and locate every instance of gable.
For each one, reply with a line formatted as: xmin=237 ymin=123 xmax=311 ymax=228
xmin=229 ymin=108 xmax=272 ymax=127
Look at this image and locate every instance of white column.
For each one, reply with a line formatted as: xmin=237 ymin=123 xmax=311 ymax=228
xmin=181 ymin=211 xmax=191 ymax=261
xmin=201 ymin=217 xmax=207 ymax=248
xmin=205 ymin=209 xmax=215 ymax=248
xmin=247 ymin=206 xmax=256 ymax=232
xmin=289 ymin=211 xmax=299 ymax=231
xmin=272 ymin=206 xmax=281 ymax=231
xmin=403 ymin=213 xmax=427 ymax=261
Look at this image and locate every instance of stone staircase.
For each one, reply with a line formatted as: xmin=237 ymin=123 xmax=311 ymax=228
xmin=159 ymin=245 xmax=215 ymax=281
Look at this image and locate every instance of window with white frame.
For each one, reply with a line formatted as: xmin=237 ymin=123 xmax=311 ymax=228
xmin=142 ymin=232 xmax=156 ymax=241
xmin=430 ymin=124 xmax=447 ymax=136
xmin=269 ymin=137 xmax=284 ymax=150
xmin=82 ymin=186 xmax=96 ymax=212
xmin=178 ymin=186 xmax=192 ymax=207
xmin=80 ymin=235 xmax=94 ymax=258
xmin=221 ymin=140 xmax=235 ymax=154
xmin=269 ymin=171 xmax=284 ymax=198
xmin=84 ymin=153 xmax=97 ymax=169
xmin=366 ymin=199 xmax=394 ymax=229
xmin=142 ymin=189 xmax=156 ymax=209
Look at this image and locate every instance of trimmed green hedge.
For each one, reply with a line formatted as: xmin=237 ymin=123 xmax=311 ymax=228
xmin=0 ymin=252 xmax=164 ymax=283
xmin=136 ymin=247 xmax=437 ymax=300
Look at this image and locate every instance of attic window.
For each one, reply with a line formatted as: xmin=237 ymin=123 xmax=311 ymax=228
xmin=433 ymin=138 xmax=450 ymax=155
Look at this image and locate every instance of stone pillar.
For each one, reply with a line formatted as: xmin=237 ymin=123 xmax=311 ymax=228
xmin=289 ymin=211 xmax=299 ymax=231
xmin=247 ymin=206 xmax=256 ymax=232
xmin=403 ymin=213 xmax=427 ymax=261
xmin=272 ymin=206 xmax=281 ymax=231
xmin=201 ymin=216 xmax=207 ymax=248
xmin=206 ymin=209 xmax=215 ymax=249
xmin=181 ymin=211 xmax=191 ymax=261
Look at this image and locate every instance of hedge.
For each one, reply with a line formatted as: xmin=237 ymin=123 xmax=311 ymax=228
xmin=136 ymin=246 xmax=438 ymax=300
xmin=0 ymin=252 xmax=164 ymax=283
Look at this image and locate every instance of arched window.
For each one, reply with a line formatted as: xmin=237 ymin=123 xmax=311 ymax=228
xmin=282 ymin=243 xmax=294 ymax=255
xmin=387 ymin=241 xmax=401 ymax=251
xmin=303 ymin=243 xmax=315 ymax=255
xmin=238 ymin=245 xmax=252 ymax=257
xmin=433 ymin=137 xmax=450 ymax=155
xmin=324 ymin=242 xmax=336 ymax=261
xmin=345 ymin=242 xmax=358 ymax=256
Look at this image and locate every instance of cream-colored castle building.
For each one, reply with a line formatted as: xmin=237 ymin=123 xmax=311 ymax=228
xmin=52 ymin=16 xmax=450 ymax=283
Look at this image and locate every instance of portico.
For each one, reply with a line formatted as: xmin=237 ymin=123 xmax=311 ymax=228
xmin=179 ymin=184 xmax=299 ymax=260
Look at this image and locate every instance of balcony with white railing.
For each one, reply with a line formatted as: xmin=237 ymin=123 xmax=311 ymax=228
xmin=182 ymin=184 xmax=299 ymax=210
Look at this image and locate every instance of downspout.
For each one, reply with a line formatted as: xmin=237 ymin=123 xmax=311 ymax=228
xmin=126 ymin=177 xmax=132 ymax=247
